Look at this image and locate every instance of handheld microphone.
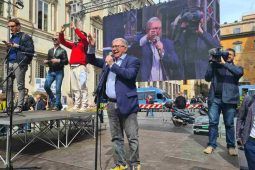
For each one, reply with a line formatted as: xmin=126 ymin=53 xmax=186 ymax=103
xmin=105 ymin=52 xmax=114 ymax=66
xmin=152 ymin=36 xmax=160 ymax=44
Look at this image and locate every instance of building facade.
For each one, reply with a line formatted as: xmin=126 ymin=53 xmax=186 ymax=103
xmin=221 ymin=13 xmax=255 ymax=84
xmin=0 ymin=0 xmax=156 ymax=106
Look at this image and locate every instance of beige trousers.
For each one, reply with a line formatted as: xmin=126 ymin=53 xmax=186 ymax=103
xmin=70 ymin=65 xmax=88 ymax=109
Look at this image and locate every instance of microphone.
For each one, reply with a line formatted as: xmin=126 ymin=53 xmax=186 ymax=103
xmin=105 ymin=52 xmax=114 ymax=66
xmin=21 ymin=52 xmax=37 ymax=57
xmin=152 ymin=36 xmax=163 ymax=57
xmin=152 ymin=36 xmax=160 ymax=44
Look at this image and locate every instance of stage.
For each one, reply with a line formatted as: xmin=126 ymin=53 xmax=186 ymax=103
xmin=0 ymin=110 xmax=95 ymax=166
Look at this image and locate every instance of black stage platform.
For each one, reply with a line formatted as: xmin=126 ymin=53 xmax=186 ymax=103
xmin=0 ymin=110 xmax=95 ymax=166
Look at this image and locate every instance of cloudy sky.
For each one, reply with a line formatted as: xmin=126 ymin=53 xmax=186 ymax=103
xmin=153 ymin=0 xmax=255 ymax=24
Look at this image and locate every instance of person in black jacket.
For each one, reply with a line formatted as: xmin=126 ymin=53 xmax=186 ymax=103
xmin=44 ymin=35 xmax=68 ymax=111
xmin=203 ymin=48 xmax=243 ymax=155
xmin=4 ymin=18 xmax=35 ymax=113
xmin=22 ymin=88 xmax=35 ymax=111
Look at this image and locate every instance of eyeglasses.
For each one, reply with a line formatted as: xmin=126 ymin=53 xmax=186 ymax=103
xmin=112 ymin=45 xmax=126 ymax=49
xmin=149 ymin=27 xmax=161 ymax=30
xmin=52 ymin=38 xmax=58 ymax=41
xmin=8 ymin=25 xmax=16 ymax=28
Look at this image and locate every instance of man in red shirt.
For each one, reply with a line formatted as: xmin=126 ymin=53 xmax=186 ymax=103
xmin=59 ymin=22 xmax=89 ymax=112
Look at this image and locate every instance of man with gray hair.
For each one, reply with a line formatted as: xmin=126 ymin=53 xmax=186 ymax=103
xmin=134 ymin=16 xmax=182 ymax=81
xmin=87 ymin=36 xmax=141 ymax=170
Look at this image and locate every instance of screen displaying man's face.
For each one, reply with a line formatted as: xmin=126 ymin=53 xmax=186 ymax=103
xmin=147 ymin=21 xmax=162 ymax=40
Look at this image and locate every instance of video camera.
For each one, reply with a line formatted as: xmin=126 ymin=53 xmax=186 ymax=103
xmin=181 ymin=10 xmax=203 ymax=31
xmin=209 ymin=48 xmax=229 ymax=62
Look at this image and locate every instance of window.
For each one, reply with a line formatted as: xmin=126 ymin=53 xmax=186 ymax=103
xmin=183 ymin=80 xmax=187 ymax=85
xmin=38 ymin=0 xmax=48 ymax=31
xmin=233 ymin=27 xmax=241 ymax=34
xmin=70 ymin=17 xmax=78 ymax=41
xmin=234 ymin=44 xmax=242 ymax=53
xmin=184 ymin=90 xmax=188 ymax=96
xmin=36 ymin=60 xmax=46 ymax=78
xmin=0 ymin=1 xmax=4 ymax=16
xmin=93 ymin=27 xmax=102 ymax=50
xmin=70 ymin=2 xmax=82 ymax=15
xmin=153 ymin=81 xmax=156 ymax=87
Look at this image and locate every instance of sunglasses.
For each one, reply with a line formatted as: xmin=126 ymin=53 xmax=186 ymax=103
xmin=52 ymin=38 xmax=58 ymax=41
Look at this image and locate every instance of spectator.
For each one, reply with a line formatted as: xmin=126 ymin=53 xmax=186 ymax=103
xmin=35 ymin=94 xmax=46 ymax=111
xmin=190 ymin=96 xmax=197 ymax=104
xmin=146 ymin=95 xmax=154 ymax=117
xmin=174 ymin=93 xmax=186 ymax=109
xmin=236 ymin=94 xmax=255 ymax=170
xmin=23 ymin=88 xmax=35 ymax=111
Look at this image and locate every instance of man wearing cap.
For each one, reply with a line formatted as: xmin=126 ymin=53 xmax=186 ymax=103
xmin=44 ymin=34 xmax=68 ymax=111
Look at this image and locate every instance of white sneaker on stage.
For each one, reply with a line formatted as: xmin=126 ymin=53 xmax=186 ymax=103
xmin=77 ymin=108 xmax=87 ymax=113
xmin=68 ymin=106 xmax=79 ymax=112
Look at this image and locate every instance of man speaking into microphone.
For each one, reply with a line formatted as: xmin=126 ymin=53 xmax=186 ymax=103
xmin=87 ymin=37 xmax=141 ymax=170
xmin=3 ymin=18 xmax=34 ymax=113
xmin=130 ymin=17 xmax=183 ymax=81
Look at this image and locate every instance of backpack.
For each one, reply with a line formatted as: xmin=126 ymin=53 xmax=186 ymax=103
xmin=19 ymin=32 xmax=35 ymax=64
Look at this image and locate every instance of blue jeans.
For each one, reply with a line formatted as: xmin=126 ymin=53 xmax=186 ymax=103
xmin=208 ymin=98 xmax=236 ymax=148
xmin=44 ymin=70 xmax=64 ymax=109
xmin=244 ymin=138 xmax=255 ymax=170
xmin=107 ymin=102 xmax=140 ymax=166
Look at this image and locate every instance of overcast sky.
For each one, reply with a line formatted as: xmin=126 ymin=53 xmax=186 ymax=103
xmin=153 ymin=0 xmax=255 ymax=24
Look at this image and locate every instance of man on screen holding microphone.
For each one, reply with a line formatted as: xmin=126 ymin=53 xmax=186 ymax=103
xmin=87 ymin=36 xmax=141 ymax=170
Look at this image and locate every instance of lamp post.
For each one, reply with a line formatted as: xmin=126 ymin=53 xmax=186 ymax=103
xmin=1 ymin=1 xmax=23 ymax=169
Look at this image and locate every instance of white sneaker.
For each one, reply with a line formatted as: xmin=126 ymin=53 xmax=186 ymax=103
xmin=77 ymin=108 xmax=87 ymax=113
xmin=68 ymin=106 xmax=79 ymax=112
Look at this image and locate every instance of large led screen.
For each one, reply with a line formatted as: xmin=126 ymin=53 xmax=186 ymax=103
xmin=103 ymin=0 xmax=220 ymax=82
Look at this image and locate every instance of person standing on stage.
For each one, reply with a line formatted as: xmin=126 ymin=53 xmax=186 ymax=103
xmin=44 ymin=34 xmax=68 ymax=111
xmin=59 ymin=22 xmax=89 ymax=112
xmin=87 ymin=36 xmax=141 ymax=170
xmin=3 ymin=18 xmax=34 ymax=113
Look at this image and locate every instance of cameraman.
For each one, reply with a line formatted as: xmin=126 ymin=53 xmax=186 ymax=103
xmin=203 ymin=48 xmax=243 ymax=155
xmin=171 ymin=10 xmax=220 ymax=79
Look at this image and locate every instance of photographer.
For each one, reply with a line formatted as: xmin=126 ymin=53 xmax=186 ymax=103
xmin=203 ymin=48 xmax=243 ymax=155
xmin=171 ymin=10 xmax=219 ymax=79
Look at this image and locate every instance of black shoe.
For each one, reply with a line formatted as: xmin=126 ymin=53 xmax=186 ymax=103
xmin=14 ymin=107 xmax=22 ymax=113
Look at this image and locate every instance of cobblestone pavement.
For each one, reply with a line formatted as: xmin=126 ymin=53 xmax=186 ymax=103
xmin=0 ymin=112 xmax=240 ymax=170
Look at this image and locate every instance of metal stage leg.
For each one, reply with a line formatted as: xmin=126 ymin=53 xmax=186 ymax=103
xmin=5 ymin=125 xmax=12 ymax=169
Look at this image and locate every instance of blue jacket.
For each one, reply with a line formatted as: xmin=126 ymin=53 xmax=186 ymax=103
xmin=129 ymin=38 xmax=183 ymax=81
xmin=88 ymin=53 xmax=140 ymax=116
xmin=205 ymin=62 xmax=243 ymax=105
xmin=8 ymin=32 xmax=34 ymax=66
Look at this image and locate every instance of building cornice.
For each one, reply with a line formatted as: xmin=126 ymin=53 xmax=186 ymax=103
xmin=220 ymin=31 xmax=255 ymax=39
xmin=221 ymin=20 xmax=255 ymax=28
